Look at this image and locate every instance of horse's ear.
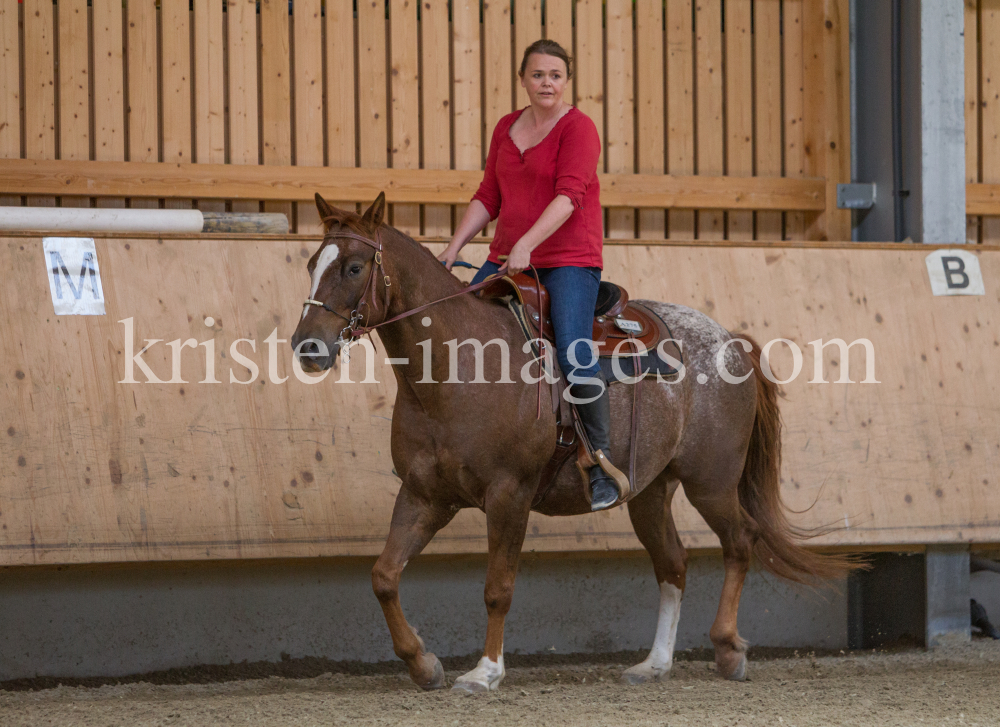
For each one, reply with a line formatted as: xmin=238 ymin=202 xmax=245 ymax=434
xmin=315 ymin=193 xmax=338 ymax=227
xmin=360 ymin=192 xmax=387 ymax=230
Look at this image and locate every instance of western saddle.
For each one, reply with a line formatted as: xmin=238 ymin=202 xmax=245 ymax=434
xmin=477 ymin=272 xmax=681 ymax=508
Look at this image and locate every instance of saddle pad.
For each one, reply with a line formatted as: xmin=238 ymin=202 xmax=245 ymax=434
xmin=599 ymin=349 xmax=679 ymax=384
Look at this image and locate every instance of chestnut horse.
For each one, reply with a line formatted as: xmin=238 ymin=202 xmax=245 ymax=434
xmin=291 ymin=193 xmax=851 ymax=693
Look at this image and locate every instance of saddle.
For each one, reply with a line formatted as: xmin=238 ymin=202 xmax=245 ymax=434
xmin=478 ymin=272 xmax=682 ymax=508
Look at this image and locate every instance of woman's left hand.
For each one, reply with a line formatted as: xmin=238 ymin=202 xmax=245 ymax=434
xmin=499 ymin=241 xmax=532 ymax=275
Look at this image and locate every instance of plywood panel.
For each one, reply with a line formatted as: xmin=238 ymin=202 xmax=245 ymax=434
xmin=57 ymin=0 xmax=91 ymax=209
xmin=783 ymin=0 xmax=807 ymax=240
xmin=667 ymin=0 xmax=695 ymax=239
xmin=292 ymin=0 xmax=324 ymax=233
xmin=544 ymin=0 xmax=574 ymax=104
xmin=389 ymin=0 xmax=420 ymax=235
xmin=514 ymin=0 xmax=542 ymax=109
xmin=452 ymin=0 xmax=481 ymax=233
xmin=636 ymin=0 xmax=666 ymax=240
xmin=606 ymin=0 xmax=635 ymax=240
xmin=126 ymin=0 xmax=160 ymax=209
xmin=23 ymin=1 xmax=55 ymax=208
xmin=754 ymin=0 xmax=783 ymax=240
xmin=162 ymin=0 xmax=193 ymax=211
xmin=325 ymin=0 xmax=357 ymax=214
xmin=260 ymin=0 xmax=293 ymax=224
xmin=227 ymin=0 xmax=260 ymax=214
xmin=724 ymin=0 xmax=753 ymax=240
xmin=2 ymin=235 xmax=999 ymax=566
xmin=982 ymin=1 xmax=1000 ymax=243
xmin=695 ymin=0 xmax=724 ymax=240
xmin=421 ymin=0 xmax=452 ymax=237
xmin=93 ymin=0 xmax=126 ymax=209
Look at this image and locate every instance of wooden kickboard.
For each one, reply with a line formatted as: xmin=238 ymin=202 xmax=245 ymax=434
xmin=1 ymin=236 xmax=999 ymax=565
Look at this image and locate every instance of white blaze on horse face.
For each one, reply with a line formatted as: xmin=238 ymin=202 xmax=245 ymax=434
xmin=622 ymin=582 xmax=682 ymax=684
xmin=302 ymin=243 xmax=340 ymax=320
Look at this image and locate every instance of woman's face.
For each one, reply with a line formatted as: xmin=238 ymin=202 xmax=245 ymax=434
xmin=520 ymin=53 xmax=568 ymax=110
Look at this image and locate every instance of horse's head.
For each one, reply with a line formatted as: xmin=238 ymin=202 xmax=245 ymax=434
xmin=291 ymin=192 xmax=388 ymax=371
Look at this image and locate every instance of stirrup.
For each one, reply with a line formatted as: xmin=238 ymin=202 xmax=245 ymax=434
xmin=593 ymin=449 xmax=631 ymax=503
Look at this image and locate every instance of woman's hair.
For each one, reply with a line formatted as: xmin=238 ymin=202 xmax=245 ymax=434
xmin=518 ymin=39 xmax=573 ymax=79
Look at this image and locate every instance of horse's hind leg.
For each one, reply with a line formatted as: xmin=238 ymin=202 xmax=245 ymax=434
xmin=622 ymin=473 xmax=688 ymax=685
xmin=685 ymin=482 xmax=753 ymax=682
xmin=372 ymin=486 xmax=456 ymax=690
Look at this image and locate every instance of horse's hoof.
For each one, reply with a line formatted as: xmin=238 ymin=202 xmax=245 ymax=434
xmin=412 ymin=653 xmax=445 ymax=690
xmin=717 ymin=653 xmax=747 ymax=681
xmin=451 ymin=655 xmax=505 ymax=693
xmin=622 ymin=662 xmax=670 ymax=685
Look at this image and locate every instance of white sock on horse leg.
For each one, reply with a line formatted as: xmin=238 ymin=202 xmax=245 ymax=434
xmin=623 ymin=582 xmax=682 ymax=683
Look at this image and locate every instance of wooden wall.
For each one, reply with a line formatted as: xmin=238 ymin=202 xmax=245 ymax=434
xmin=966 ymin=0 xmax=1000 ymax=240
xmin=2 ymin=233 xmax=999 ymax=566
xmin=0 ymin=0 xmax=852 ymax=241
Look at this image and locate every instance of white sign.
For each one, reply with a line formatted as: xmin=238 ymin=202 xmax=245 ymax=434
xmin=43 ymin=237 xmax=106 ymax=315
xmin=925 ymin=249 xmax=985 ymax=297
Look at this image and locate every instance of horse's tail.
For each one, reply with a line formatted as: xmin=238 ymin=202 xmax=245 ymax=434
xmin=736 ymin=335 xmax=860 ymax=584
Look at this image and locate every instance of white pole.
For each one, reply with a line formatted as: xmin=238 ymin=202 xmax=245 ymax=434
xmin=0 ymin=207 xmax=204 ymax=233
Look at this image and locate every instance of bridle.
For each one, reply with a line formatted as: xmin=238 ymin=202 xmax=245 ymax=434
xmin=301 ymin=222 xmax=553 ymax=417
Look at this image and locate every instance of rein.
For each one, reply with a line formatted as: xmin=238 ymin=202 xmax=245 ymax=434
xmin=302 ymin=225 xmax=551 ymax=417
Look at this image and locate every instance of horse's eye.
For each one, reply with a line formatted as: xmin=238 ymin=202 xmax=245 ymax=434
xmin=349 ymin=264 xmax=363 ymax=277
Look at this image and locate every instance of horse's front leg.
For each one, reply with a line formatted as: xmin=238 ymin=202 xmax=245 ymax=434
xmin=372 ymin=486 xmax=456 ymax=690
xmin=452 ymin=478 xmax=532 ymax=693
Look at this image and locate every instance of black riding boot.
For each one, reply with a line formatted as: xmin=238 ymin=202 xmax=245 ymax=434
xmin=572 ymin=376 xmax=624 ymax=511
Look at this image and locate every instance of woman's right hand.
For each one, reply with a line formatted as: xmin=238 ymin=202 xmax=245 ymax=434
xmin=438 ymin=241 xmax=462 ymax=270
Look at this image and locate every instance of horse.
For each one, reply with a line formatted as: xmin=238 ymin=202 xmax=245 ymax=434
xmin=291 ymin=192 xmax=853 ymax=693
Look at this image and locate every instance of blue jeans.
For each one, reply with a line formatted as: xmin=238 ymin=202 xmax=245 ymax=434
xmin=472 ymin=261 xmax=602 ymax=384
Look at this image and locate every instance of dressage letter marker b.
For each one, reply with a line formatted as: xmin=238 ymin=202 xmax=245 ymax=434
xmin=925 ymin=249 xmax=985 ymax=296
xmin=43 ymin=237 xmax=106 ymax=315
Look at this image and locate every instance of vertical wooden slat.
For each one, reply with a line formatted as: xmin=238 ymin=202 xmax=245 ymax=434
xmin=422 ymin=0 xmax=452 ymax=237
xmin=326 ymin=0 xmax=357 ymax=214
xmin=452 ymin=0 xmax=481 ymax=231
xmin=93 ymin=0 xmax=126 ymax=208
xmin=667 ymin=0 xmax=695 ymax=239
xmin=983 ymin=1 xmax=1000 ymax=243
xmin=783 ymin=0 xmax=807 ymax=240
xmin=606 ymin=0 xmax=635 ymax=239
xmin=227 ymin=0 xmax=260 ymax=214
xmin=576 ymin=0 xmax=605 ymax=236
xmin=545 ymin=0 xmax=574 ymax=104
xmin=261 ymin=0 xmax=293 ymax=224
xmin=483 ymin=0 xmax=513 ymax=237
xmin=358 ymin=0 xmax=389 ymax=190
xmin=636 ymin=0 xmax=666 ymax=240
xmin=695 ymin=0 xmax=724 ymax=240
xmin=803 ymin=0 xmax=850 ymax=241
xmin=966 ymin=0 xmax=981 ymax=243
xmin=390 ymin=0 xmax=420 ymax=235
xmin=127 ymin=0 xmax=160 ymax=209
xmin=755 ymin=0 xmax=783 ymax=240
xmin=23 ymin=1 xmax=56 ymax=208
xmin=0 ymin=1 xmax=20 ymax=207
xmin=514 ymin=0 xmax=542 ymax=108
xmin=293 ymin=0 xmax=324 ymax=233
xmin=161 ymin=0 xmax=193 ymax=210
xmin=194 ymin=0 xmax=225 ymax=213
xmin=57 ymin=0 xmax=90 ymax=209
xmin=725 ymin=0 xmax=753 ymax=240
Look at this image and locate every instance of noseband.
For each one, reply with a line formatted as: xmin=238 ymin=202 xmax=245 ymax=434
xmin=302 ymin=225 xmax=391 ymax=343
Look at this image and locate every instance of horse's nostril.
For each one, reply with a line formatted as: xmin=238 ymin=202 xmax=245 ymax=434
xmin=301 ymin=341 xmax=321 ymax=356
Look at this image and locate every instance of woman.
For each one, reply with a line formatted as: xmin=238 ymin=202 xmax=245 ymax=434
xmin=438 ymin=39 xmax=623 ymax=511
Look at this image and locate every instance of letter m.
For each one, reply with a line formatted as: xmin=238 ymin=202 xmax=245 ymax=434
xmin=444 ymin=338 xmax=513 ymax=383
xmin=808 ymin=338 xmax=880 ymax=383
xmin=49 ymin=250 xmax=101 ymax=300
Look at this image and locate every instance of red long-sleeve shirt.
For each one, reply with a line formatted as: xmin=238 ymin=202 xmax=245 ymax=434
xmin=472 ymin=107 xmax=604 ymax=269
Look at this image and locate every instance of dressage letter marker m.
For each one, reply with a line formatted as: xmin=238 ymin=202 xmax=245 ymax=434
xmin=925 ymin=249 xmax=985 ymax=296
xmin=43 ymin=237 xmax=106 ymax=315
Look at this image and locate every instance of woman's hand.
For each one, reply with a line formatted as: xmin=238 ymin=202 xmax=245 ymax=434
xmin=438 ymin=241 xmax=462 ymax=270
xmin=499 ymin=240 xmax=532 ymax=275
